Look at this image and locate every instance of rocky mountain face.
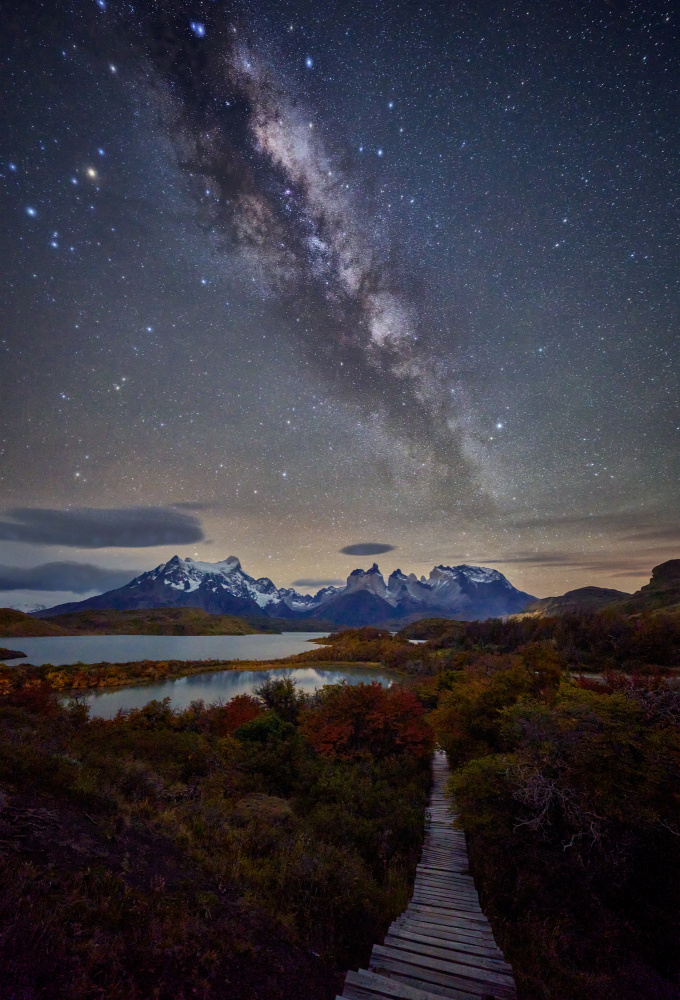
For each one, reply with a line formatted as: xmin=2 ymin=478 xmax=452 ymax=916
xmin=518 ymin=586 xmax=632 ymax=618
xmin=616 ymin=559 xmax=680 ymax=614
xmin=36 ymin=555 xmax=536 ymax=625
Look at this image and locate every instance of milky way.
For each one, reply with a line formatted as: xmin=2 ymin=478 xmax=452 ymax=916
xmin=132 ymin=4 xmax=479 ymax=503
xmin=0 ymin=0 xmax=678 ymax=607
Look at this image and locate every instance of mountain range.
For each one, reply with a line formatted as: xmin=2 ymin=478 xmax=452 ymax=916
xmin=35 ymin=555 xmax=536 ymax=626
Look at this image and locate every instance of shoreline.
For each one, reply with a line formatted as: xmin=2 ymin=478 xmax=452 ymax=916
xmin=1 ymin=655 xmax=390 ymax=696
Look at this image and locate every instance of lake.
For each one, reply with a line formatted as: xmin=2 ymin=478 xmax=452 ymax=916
xmin=80 ymin=665 xmax=400 ymax=719
xmin=3 ymin=632 xmax=330 ymax=666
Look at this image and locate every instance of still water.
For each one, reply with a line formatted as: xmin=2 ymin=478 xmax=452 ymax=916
xmin=5 ymin=632 xmax=330 ymax=666
xmin=80 ymin=666 xmax=399 ymax=720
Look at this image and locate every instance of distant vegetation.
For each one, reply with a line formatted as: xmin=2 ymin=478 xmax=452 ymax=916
xmin=44 ymin=607 xmax=261 ymax=635
xmin=0 ymin=608 xmax=68 ymax=637
xmin=0 ymin=657 xmax=296 ymax=694
xmin=399 ymin=610 xmax=680 ymax=675
xmin=296 ymin=612 xmax=680 ymax=677
xmin=3 ymin=604 xmax=336 ymax=636
xmin=0 ymin=678 xmax=431 ymax=999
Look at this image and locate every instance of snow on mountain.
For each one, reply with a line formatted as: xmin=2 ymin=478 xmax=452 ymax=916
xmin=37 ymin=554 xmax=535 ymax=622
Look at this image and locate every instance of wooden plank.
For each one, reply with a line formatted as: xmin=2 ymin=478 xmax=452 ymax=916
xmin=417 ymin=866 xmax=470 ymax=875
xmin=413 ymin=887 xmax=479 ymax=902
xmin=395 ymin=918 xmax=497 ymax=945
xmin=409 ymin=900 xmax=488 ymax=920
xmin=419 ymin=865 xmax=470 ymax=871
xmin=393 ymin=919 xmax=499 ymax=948
xmin=413 ymin=885 xmax=479 ymax=900
xmin=413 ymin=881 xmax=480 ymax=895
xmin=413 ymin=881 xmax=479 ymax=898
xmin=387 ymin=927 xmax=508 ymax=965
xmin=340 ymin=986 xmax=394 ymax=1000
xmin=416 ymin=873 xmax=476 ymax=886
xmin=345 ymin=968 xmax=477 ymax=1000
xmin=372 ymin=944 xmax=515 ymax=988
xmin=384 ymin=933 xmax=511 ymax=974
xmin=411 ymin=896 xmax=484 ymax=915
xmin=406 ymin=903 xmax=491 ymax=925
xmin=369 ymin=953 xmax=515 ymax=999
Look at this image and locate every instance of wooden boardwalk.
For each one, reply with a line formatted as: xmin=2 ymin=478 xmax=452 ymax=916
xmin=336 ymin=750 xmax=516 ymax=1000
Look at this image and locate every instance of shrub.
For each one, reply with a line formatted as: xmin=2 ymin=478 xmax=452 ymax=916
xmin=301 ymin=682 xmax=434 ymax=761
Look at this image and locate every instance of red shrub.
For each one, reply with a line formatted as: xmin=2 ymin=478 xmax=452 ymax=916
xmin=301 ymin=682 xmax=434 ymax=761
xmin=213 ymin=694 xmax=262 ymax=735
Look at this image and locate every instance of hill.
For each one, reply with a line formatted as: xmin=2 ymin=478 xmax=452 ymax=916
xmin=45 ymin=607 xmax=261 ymax=635
xmin=0 ymin=608 xmax=69 ymax=637
xmin=518 ymin=586 xmax=631 ymax=618
xmin=513 ymin=560 xmax=680 ymax=621
xmin=613 ymin=559 xmax=680 ymax=615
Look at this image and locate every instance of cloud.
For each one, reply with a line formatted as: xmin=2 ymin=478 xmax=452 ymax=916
xmin=481 ymin=550 xmax=658 ymax=578
xmin=340 ymin=542 xmax=397 ymax=556
xmin=0 ymin=562 xmax=138 ymax=593
xmin=506 ymin=510 xmax=680 ymax=541
xmin=621 ymin=525 xmax=680 ymax=542
xmin=292 ymin=578 xmax=344 ymax=588
xmin=0 ymin=507 xmax=204 ymax=548
xmin=481 ymin=552 xmax=581 ymax=566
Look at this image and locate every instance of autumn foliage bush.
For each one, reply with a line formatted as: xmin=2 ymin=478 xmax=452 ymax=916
xmin=0 ymin=678 xmax=432 ymax=1000
xmin=301 ymin=681 xmax=434 ymax=761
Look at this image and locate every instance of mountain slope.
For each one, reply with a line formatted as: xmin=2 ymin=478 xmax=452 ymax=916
xmin=613 ymin=559 xmax=680 ymax=615
xmin=36 ymin=554 xmax=536 ymax=625
xmin=0 ymin=608 xmax=69 ymax=637
xmin=518 ymin=586 xmax=631 ymax=618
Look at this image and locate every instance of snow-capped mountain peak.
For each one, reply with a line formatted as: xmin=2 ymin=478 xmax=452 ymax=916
xmin=39 ymin=554 xmax=536 ymax=623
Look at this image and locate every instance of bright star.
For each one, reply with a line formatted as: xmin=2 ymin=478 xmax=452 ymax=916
xmin=26 ymin=207 xmax=37 ymax=217
xmin=190 ymin=22 xmax=206 ymax=37
xmin=305 ymin=56 xmax=313 ymax=68
xmin=86 ymin=167 xmax=97 ymax=179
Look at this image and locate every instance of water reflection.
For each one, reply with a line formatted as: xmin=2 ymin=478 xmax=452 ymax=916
xmin=80 ymin=665 xmax=400 ymax=720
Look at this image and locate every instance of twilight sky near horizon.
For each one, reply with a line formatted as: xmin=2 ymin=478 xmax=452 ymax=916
xmin=0 ymin=0 xmax=678 ymax=609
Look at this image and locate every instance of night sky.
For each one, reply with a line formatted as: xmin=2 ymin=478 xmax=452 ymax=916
xmin=1 ymin=0 xmax=678 ymax=609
